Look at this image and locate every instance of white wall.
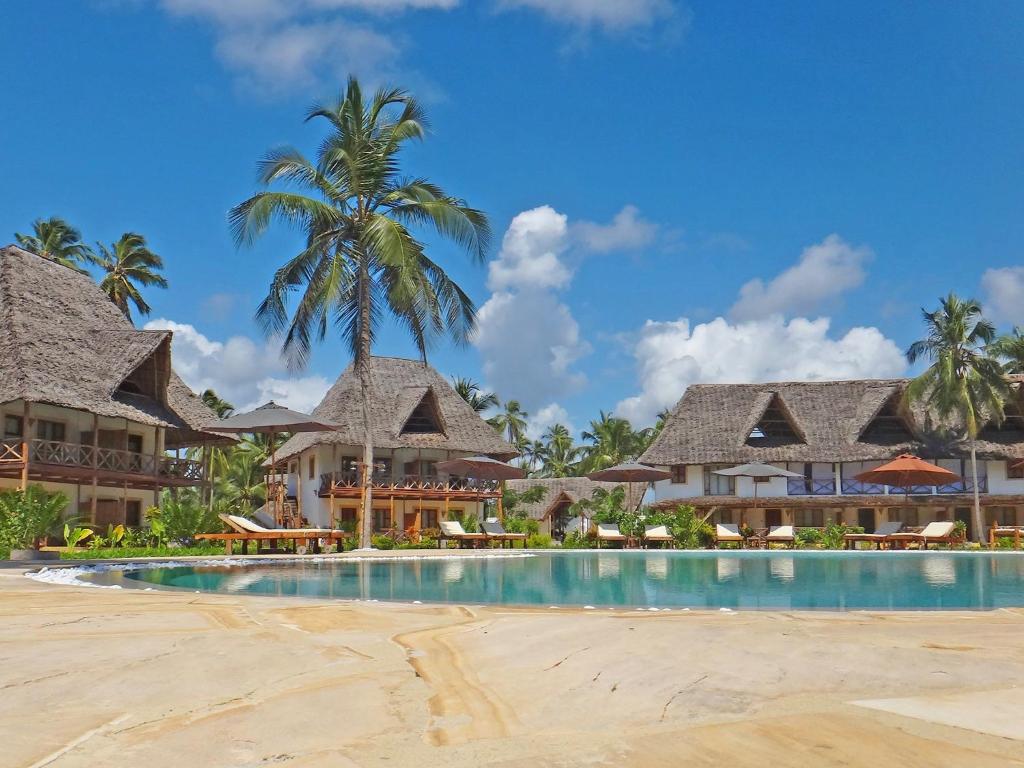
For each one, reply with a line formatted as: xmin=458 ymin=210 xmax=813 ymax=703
xmin=987 ymin=460 xmax=1024 ymax=494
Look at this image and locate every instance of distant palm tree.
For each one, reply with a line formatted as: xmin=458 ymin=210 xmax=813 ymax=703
xmin=522 ymin=439 xmax=546 ymax=474
xmin=906 ymin=293 xmax=1008 ymax=542
xmin=990 ymin=327 xmax=1024 ymax=375
xmin=230 ymin=77 xmax=489 ymax=549
xmin=580 ymin=411 xmax=641 ymax=473
xmin=452 ymin=377 xmax=499 ymax=414
xmin=15 ymin=216 xmax=95 ymax=272
xmin=201 ymin=389 xmax=235 ymax=418
xmin=93 ymin=232 xmax=167 ymax=322
xmin=538 ymin=423 xmax=582 ymax=477
xmin=196 ymin=389 xmax=235 ymax=510
xmin=489 ymin=400 xmax=528 ymax=455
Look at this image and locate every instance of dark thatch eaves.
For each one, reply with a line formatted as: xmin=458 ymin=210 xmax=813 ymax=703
xmin=0 ymin=244 xmax=224 ymax=448
xmin=504 ymin=477 xmax=646 ymax=522
xmin=640 ymin=378 xmax=1024 ymax=466
xmin=272 ymin=356 xmax=517 ymax=462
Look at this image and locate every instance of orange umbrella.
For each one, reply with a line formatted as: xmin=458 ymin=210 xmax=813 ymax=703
xmin=854 ymin=454 xmax=960 ymax=490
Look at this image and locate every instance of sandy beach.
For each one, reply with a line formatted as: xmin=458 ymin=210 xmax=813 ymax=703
xmin=3 ymin=560 xmax=1024 ymax=768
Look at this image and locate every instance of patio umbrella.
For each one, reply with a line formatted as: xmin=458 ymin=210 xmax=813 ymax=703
xmin=204 ymin=402 xmax=341 ymax=526
xmin=587 ymin=462 xmax=671 ymax=514
xmin=436 ymin=456 xmax=526 ymax=522
xmin=854 ymin=454 xmax=961 ymax=523
xmin=713 ymin=462 xmax=802 ymax=526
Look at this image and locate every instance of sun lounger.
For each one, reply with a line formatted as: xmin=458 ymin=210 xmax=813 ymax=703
xmin=596 ymin=523 xmax=628 ymax=548
xmin=643 ymin=524 xmax=675 ymax=548
xmin=885 ymin=521 xmax=956 ymax=550
xmin=990 ymin=524 xmax=1024 ymax=549
xmin=480 ymin=520 xmax=528 ymax=548
xmin=766 ymin=525 xmax=795 ymax=548
xmin=438 ymin=520 xmax=487 ymax=549
xmin=196 ymin=514 xmax=343 ymax=555
xmin=843 ymin=521 xmax=903 ymax=550
xmin=715 ymin=523 xmax=744 ymax=548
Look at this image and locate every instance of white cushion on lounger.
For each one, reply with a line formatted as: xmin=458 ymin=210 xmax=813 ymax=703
xmin=767 ymin=525 xmax=795 ymax=539
xmin=597 ymin=523 xmax=625 ymax=538
xmin=919 ymin=521 xmax=955 ymax=538
xmin=716 ymin=523 xmax=743 ymax=539
xmin=645 ymin=524 xmax=672 ymax=539
xmin=440 ymin=520 xmax=467 ymax=537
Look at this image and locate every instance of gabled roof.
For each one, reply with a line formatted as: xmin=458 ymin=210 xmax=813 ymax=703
xmin=274 ymin=356 xmax=517 ymax=461
xmin=640 ymin=378 xmax=1024 ymax=465
xmin=0 ymin=244 xmax=221 ymax=446
xmin=504 ymin=477 xmax=647 ymax=521
xmin=740 ymin=391 xmax=806 ymax=447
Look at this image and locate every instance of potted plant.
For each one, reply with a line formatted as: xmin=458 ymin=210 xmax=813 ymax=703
xmin=0 ymin=485 xmax=68 ymax=561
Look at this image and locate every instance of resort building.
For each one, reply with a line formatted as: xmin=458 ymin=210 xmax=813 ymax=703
xmin=0 ymin=245 xmax=222 ymax=526
xmin=505 ymin=477 xmax=646 ymax=539
xmin=271 ymin=356 xmax=516 ymax=536
xmin=640 ymin=379 xmax=1024 ymax=539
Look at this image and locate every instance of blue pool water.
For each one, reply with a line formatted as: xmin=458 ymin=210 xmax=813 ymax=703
xmin=94 ymin=551 xmax=1024 ymax=610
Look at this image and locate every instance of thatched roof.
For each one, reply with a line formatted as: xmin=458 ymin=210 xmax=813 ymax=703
xmin=504 ymin=477 xmax=646 ymax=521
xmin=0 ymin=244 xmax=222 ymax=447
xmin=273 ymin=356 xmax=517 ymax=461
xmin=640 ymin=378 xmax=1024 ymax=466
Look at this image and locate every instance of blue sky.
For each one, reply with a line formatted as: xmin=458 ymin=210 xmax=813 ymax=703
xmin=3 ymin=1 xmax=1023 ymax=437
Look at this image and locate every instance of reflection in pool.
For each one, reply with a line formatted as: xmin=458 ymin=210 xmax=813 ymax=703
xmin=93 ymin=551 xmax=1024 ymax=610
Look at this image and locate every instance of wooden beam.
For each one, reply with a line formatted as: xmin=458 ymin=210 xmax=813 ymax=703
xmin=20 ymin=401 xmax=30 ymax=491
xmin=90 ymin=413 xmax=99 ymax=524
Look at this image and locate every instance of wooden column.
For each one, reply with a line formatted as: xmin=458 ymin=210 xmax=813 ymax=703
xmin=296 ymin=453 xmax=303 ymax=526
xmin=90 ymin=414 xmax=99 ymax=524
xmin=19 ymin=401 xmax=30 ymax=491
xmin=153 ymin=427 xmax=163 ymax=511
xmin=121 ymin=419 xmax=129 ymax=524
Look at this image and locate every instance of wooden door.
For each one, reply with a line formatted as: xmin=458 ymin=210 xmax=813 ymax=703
xmin=765 ymin=509 xmax=783 ymax=528
xmin=857 ymin=508 xmax=874 ymax=533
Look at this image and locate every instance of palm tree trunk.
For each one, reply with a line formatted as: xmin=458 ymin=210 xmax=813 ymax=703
xmin=357 ymin=256 xmax=375 ymax=550
xmin=970 ymin=441 xmax=983 ymax=543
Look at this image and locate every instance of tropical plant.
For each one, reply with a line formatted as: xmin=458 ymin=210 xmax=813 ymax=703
xmin=14 ymin=216 xmax=95 ymax=272
xmin=216 ymin=450 xmax=267 ymax=516
xmin=231 ymin=77 xmax=489 ymax=549
xmin=201 ymin=389 xmax=235 ymax=418
xmin=152 ymin=490 xmax=220 ymax=545
xmin=489 ymin=400 xmax=529 ymax=455
xmin=452 ymin=377 xmax=498 ymax=414
xmin=93 ymin=232 xmax=168 ymax=322
xmin=643 ymin=505 xmax=713 ymax=549
xmin=536 ymin=423 xmax=582 ymax=477
xmin=906 ymin=293 xmax=1009 ymax=542
xmin=0 ymin=486 xmax=68 ymax=552
xmin=820 ymin=521 xmax=854 ymax=550
xmin=990 ymin=327 xmax=1024 ymax=375
xmin=580 ymin=411 xmax=644 ymax=473
xmin=63 ymin=524 xmax=94 ymax=549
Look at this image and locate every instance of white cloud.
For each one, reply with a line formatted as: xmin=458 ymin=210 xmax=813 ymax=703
xmin=981 ymin=266 xmax=1024 ymax=327
xmin=571 ymin=204 xmax=657 ymax=254
xmin=146 ymin=319 xmax=331 ymax=413
xmin=614 ymin=316 xmax=907 ymax=426
xmin=498 ymin=0 xmax=676 ymax=32
xmin=525 ymin=403 xmax=575 ymax=441
xmin=730 ymin=234 xmax=872 ymax=321
xmin=487 ymin=205 xmax=573 ymax=291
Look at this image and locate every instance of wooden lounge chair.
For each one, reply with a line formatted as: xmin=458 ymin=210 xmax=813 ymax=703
xmin=885 ymin=521 xmax=956 ymax=550
xmin=643 ymin=524 xmax=675 ymax=549
xmin=843 ymin=521 xmax=903 ymax=550
xmin=438 ymin=520 xmax=487 ymax=549
xmin=596 ymin=523 xmax=628 ymax=548
xmin=715 ymin=523 xmax=745 ymax=549
xmin=766 ymin=525 xmax=796 ymax=549
xmin=480 ymin=520 xmax=528 ymax=548
xmin=197 ymin=514 xmax=343 ymax=555
xmin=990 ymin=524 xmax=1024 ymax=550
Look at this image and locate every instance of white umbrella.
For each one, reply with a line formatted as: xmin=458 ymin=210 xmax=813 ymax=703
xmin=713 ymin=462 xmax=802 ymax=525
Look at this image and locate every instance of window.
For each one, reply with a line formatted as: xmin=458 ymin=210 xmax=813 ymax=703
xmin=401 ymin=393 xmax=443 ymax=434
xmin=3 ymin=415 xmax=23 ymax=438
xmin=745 ymin=394 xmax=804 ymax=446
xmin=793 ymin=508 xmax=824 ymax=527
xmin=670 ymin=465 xmax=687 ymax=484
xmin=1008 ymin=461 xmax=1024 ymax=480
xmin=372 ymin=508 xmax=391 ymax=531
xmin=703 ymin=465 xmax=735 ymax=496
xmin=125 ymin=500 xmax=142 ymax=527
xmin=308 ymin=455 xmax=316 ymax=480
xmin=127 ymin=434 xmax=144 ymax=454
xmin=336 ymin=507 xmax=357 ymax=527
xmin=894 ymin=507 xmax=919 ymax=527
xmin=36 ymin=420 xmax=65 ymax=442
xmin=418 ymin=508 xmax=438 ymax=530
xmin=713 ymin=509 xmax=735 ymax=524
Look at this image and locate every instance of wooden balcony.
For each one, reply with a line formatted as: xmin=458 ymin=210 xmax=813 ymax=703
xmin=318 ymin=470 xmax=500 ymax=501
xmin=0 ymin=438 xmax=203 ymax=489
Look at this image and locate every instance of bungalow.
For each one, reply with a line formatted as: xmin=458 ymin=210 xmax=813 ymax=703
xmin=271 ymin=356 xmax=517 ymax=537
xmin=639 ymin=379 xmax=1024 ymax=540
xmin=0 ymin=245 xmax=223 ymax=527
xmin=504 ymin=477 xmax=646 ymax=539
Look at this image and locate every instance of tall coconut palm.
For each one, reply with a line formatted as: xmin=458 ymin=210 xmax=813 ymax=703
xmin=452 ymin=377 xmax=499 ymax=414
xmin=195 ymin=389 xmax=235 ymax=510
xmin=230 ymin=78 xmax=489 ymax=549
xmin=201 ymin=389 xmax=235 ymax=418
xmin=489 ymin=400 xmax=529 ymax=456
xmin=538 ymin=423 xmax=582 ymax=477
xmin=906 ymin=293 xmax=1008 ymax=542
xmin=990 ymin=327 xmax=1024 ymax=374
xmin=580 ymin=411 xmax=642 ymax=473
xmin=15 ymin=216 xmax=94 ymax=272
xmin=93 ymin=232 xmax=168 ymax=322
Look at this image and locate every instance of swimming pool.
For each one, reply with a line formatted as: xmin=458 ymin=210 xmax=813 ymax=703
xmin=83 ymin=550 xmax=1024 ymax=610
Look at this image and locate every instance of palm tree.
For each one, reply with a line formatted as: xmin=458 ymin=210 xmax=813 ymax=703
xmin=489 ymin=400 xmax=529 ymax=456
xmin=201 ymin=389 xmax=235 ymax=418
xmin=990 ymin=327 xmax=1024 ymax=374
xmin=580 ymin=411 xmax=642 ymax=473
xmin=93 ymin=232 xmax=168 ymax=322
xmin=521 ymin=439 xmax=546 ymax=474
xmin=906 ymin=293 xmax=1008 ymax=542
xmin=15 ymin=216 xmax=94 ymax=272
xmin=452 ymin=377 xmax=499 ymax=414
xmin=194 ymin=390 xmax=235 ymax=510
xmin=230 ymin=77 xmax=489 ymax=549
xmin=538 ymin=423 xmax=581 ymax=477
xmin=217 ymin=450 xmax=267 ymax=516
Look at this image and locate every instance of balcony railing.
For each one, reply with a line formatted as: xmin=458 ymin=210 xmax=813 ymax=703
xmin=319 ymin=470 xmax=499 ymax=495
xmin=787 ymin=478 xmax=837 ymax=496
xmin=840 ymin=477 xmax=988 ymax=495
xmin=15 ymin=438 xmax=202 ymax=481
xmin=841 ymin=479 xmax=887 ymax=495
xmin=0 ymin=438 xmax=24 ymax=463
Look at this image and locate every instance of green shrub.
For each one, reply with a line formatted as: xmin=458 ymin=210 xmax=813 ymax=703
xmin=0 ymin=485 xmax=68 ymax=554
xmin=643 ymin=505 xmax=713 ymax=549
xmin=526 ymin=532 xmax=553 ymax=548
xmin=821 ymin=521 xmax=856 ymax=550
xmin=562 ymin=530 xmax=596 ymax=549
xmin=795 ymin=528 xmax=823 ymax=548
xmin=60 ymin=544 xmax=227 ymax=560
xmin=371 ymin=534 xmax=397 ymax=550
xmin=150 ymin=491 xmax=221 ymax=546
xmin=994 ymin=536 xmax=1022 ymax=550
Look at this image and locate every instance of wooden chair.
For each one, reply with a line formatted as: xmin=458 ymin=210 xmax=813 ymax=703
xmin=843 ymin=521 xmax=903 ymax=550
xmin=643 ymin=524 xmax=675 ymax=549
xmin=437 ymin=520 xmax=487 ymax=549
xmin=766 ymin=525 xmax=796 ymax=549
xmin=596 ymin=523 xmax=628 ymax=548
xmin=886 ymin=521 xmax=957 ymax=550
xmin=480 ymin=520 xmax=528 ymax=548
xmin=197 ymin=514 xmax=344 ymax=555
